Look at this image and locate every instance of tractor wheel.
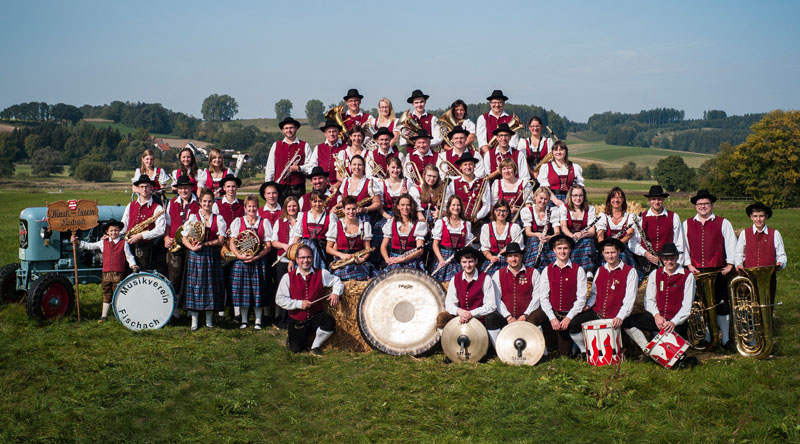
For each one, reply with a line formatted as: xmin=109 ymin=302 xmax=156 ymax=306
xmin=0 ymin=263 xmax=25 ymax=304
xmin=26 ymin=274 xmax=74 ymax=321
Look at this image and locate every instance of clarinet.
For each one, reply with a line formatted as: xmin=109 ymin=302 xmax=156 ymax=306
xmin=532 ymin=207 xmax=551 ymax=267
xmin=631 ymin=214 xmax=663 ymax=273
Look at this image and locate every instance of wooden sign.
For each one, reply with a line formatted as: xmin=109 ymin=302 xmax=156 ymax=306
xmin=46 ymin=199 xmax=99 ymax=232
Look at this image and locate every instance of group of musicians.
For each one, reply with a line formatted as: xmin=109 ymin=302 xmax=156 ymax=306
xmin=108 ymin=88 xmax=786 ymax=362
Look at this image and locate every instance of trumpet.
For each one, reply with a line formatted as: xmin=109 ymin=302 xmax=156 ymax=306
xmin=334 ymin=158 xmax=351 ymax=182
xmin=367 ymin=156 xmax=387 ymax=179
xmin=276 ymin=151 xmax=302 ymax=185
xmin=398 ymin=109 xmax=423 ymax=141
xmin=487 ymin=115 xmax=523 ymax=150
xmin=440 ymin=158 xmax=467 ymax=181
xmin=330 ymin=247 xmax=375 ymax=270
xmin=404 ymin=161 xmax=422 ymax=186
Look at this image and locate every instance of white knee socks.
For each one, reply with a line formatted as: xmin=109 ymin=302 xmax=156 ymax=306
xmin=717 ymin=315 xmax=731 ymax=344
xmin=570 ymin=332 xmax=586 ymax=353
xmin=205 ymin=311 xmax=213 ymax=327
xmin=190 ymin=311 xmax=199 ymax=329
xmin=254 ymin=307 xmax=263 ymax=325
xmin=101 ymin=303 xmax=111 ymax=319
xmin=625 ymin=327 xmax=649 ymax=352
xmin=311 ymin=328 xmax=333 ymax=349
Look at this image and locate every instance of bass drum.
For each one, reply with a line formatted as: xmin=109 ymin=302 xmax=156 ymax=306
xmin=113 ymin=271 xmax=175 ymax=331
xmin=358 ymin=269 xmax=446 ymax=356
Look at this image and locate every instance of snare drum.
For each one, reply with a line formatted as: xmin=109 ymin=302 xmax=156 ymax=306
xmin=581 ymin=319 xmax=623 ymax=366
xmin=113 ymin=271 xmax=175 ymax=331
xmin=645 ymin=329 xmax=689 ymax=369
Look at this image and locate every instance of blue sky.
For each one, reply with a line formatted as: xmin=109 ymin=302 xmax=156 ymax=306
xmin=1 ymin=0 xmax=797 ymax=121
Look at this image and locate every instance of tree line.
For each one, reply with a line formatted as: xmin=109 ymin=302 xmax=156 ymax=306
xmin=1 ymin=102 xmax=83 ymax=124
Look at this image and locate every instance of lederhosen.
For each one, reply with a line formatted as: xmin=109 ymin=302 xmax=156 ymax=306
xmin=101 ymin=239 xmax=128 ymax=304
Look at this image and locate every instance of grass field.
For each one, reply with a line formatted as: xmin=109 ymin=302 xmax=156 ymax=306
xmin=1 ymin=190 xmax=799 ymax=443
xmin=566 ymin=134 xmax=712 ymax=170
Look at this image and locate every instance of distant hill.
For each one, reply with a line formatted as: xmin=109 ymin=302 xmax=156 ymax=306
xmin=566 ymin=131 xmax=712 ymax=170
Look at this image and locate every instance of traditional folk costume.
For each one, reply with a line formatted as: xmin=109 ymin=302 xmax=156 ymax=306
xmin=520 ymin=205 xmax=559 ymax=271
xmin=271 ymin=215 xmax=296 ymax=327
xmin=212 ymin=195 xmax=244 ymax=228
xmin=482 ymin=146 xmax=530 ymax=182
xmin=437 ymin=145 xmax=486 ymax=179
xmin=366 ymin=146 xmax=404 ymax=179
xmin=485 ymin=252 xmax=541 ymax=346
xmin=568 ymin=239 xmax=638 ymax=354
xmin=290 ymin=210 xmax=337 ymax=270
xmin=560 ymin=204 xmax=598 ymax=274
xmin=536 ymin=161 xmax=584 ymax=205
xmin=734 ymin=202 xmax=787 ymax=271
xmin=326 ymin=220 xmax=375 ymax=281
xmin=382 ymin=219 xmax=428 ymax=271
xmin=373 ymin=178 xmax=420 ymax=252
xmin=275 ymin=267 xmax=344 ymax=353
xmin=405 ymin=148 xmax=438 ymax=183
xmin=519 ymin=135 xmax=554 ymax=174
xmin=596 ymin=212 xmax=638 ymax=271
xmin=164 ymin=186 xmax=199 ymax=309
xmin=445 ymin=176 xmax=491 ymax=221
xmin=630 ymin=186 xmax=687 ymax=269
xmin=183 ymin=212 xmax=226 ymax=314
xmin=431 ymin=218 xmax=474 ymax=281
xmin=264 ymin=117 xmax=312 ymax=201
xmin=479 ymin=221 xmax=523 ymax=276
xmin=476 ymin=98 xmax=520 ymax=149
xmin=228 ymin=215 xmax=272 ymax=313
xmin=335 ymin=145 xmax=368 ymax=178
xmin=337 ymin=175 xmax=382 ymax=223
xmin=307 ymin=120 xmax=348 ymax=184
xmin=436 ymin=249 xmax=497 ymax=330
xmin=529 ymin=238 xmax=588 ymax=356
xmin=133 ymin=167 xmax=170 ymax=203
xmin=201 ymin=167 xmax=234 ymax=197
xmin=121 ymin=176 xmax=166 ymax=271
xmin=171 ymin=168 xmax=203 ymax=197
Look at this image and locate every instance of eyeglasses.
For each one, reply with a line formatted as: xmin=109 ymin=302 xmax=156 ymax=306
xmin=529 ymin=125 xmax=542 ymax=129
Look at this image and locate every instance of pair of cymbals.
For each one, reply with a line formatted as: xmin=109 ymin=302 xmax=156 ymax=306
xmin=441 ymin=318 xmax=545 ymax=365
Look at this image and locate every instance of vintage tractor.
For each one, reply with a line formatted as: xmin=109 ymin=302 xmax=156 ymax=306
xmin=0 ymin=205 xmax=125 ymax=320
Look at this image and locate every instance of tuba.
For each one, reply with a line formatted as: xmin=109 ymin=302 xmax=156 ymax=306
xmin=438 ymin=108 xmax=462 ymax=149
xmin=727 ymin=265 xmax=778 ymax=359
xmin=686 ymin=271 xmax=721 ymax=351
xmin=487 ymin=115 xmax=523 ymax=150
xmin=324 ymin=106 xmax=348 ymax=142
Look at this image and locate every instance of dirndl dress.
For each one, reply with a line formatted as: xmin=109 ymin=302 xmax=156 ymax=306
xmin=386 ymin=250 xmax=425 ymax=272
xmin=570 ymin=237 xmax=597 ymax=274
xmin=230 ymin=256 xmax=267 ymax=307
xmin=332 ymin=253 xmax=376 ymax=281
xmin=524 ymin=236 xmax=556 ymax=272
xmin=431 ymin=246 xmax=462 ymax=282
xmin=185 ymin=246 xmax=224 ymax=311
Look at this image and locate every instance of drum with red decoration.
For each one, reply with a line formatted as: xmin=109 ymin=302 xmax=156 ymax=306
xmin=645 ymin=329 xmax=689 ymax=369
xmin=581 ymin=319 xmax=623 ymax=366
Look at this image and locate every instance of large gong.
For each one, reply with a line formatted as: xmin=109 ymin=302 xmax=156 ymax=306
xmin=358 ymin=269 xmax=446 ymax=356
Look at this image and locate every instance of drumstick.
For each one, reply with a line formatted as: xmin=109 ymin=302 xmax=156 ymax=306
xmin=309 ymin=292 xmax=334 ymax=306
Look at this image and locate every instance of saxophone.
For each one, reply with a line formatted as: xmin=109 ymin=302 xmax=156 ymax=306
xmin=124 ymin=208 xmax=164 ymax=241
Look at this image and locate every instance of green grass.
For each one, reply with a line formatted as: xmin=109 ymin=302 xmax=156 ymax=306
xmin=233 ymin=118 xmax=325 ymax=145
xmin=13 ymin=164 xmax=135 ymax=183
xmin=569 ymin=140 xmax=712 ymax=169
xmin=2 ymin=194 xmax=799 ymax=442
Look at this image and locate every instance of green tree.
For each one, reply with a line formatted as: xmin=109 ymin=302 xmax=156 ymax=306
xmin=201 ymin=94 xmax=239 ymax=121
xmin=30 ymin=147 xmax=64 ymax=177
xmin=305 ymin=99 xmax=325 ymax=126
xmin=619 ymin=161 xmax=638 ymax=180
xmin=653 ymin=156 xmax=695 ymax=192
xmin=49 ymin=103 xmax=83 ymax=124
xmin=274 ymin=99 xmax=293 ymax=121
xmin=696 ymin=142 xmax=745 ymax=197
xmin=584 ymin=163 xmax=606 ymax=179
xmin=73 ymin=159 xmax=112 ymax=182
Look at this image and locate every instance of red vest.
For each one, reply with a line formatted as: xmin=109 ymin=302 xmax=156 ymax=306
xmin=391 ymin=221 xmax=417 ymax=251
xmin=342 ymin=177 xmax=371 ymax=201
xmin=176 ymin=169 xmax=198 ymax=195
xmin=641 ymin=210 xmax=675 ymax=253
xmin=235 ymin=216 xmax=267 ymax=241
xmin=655 ymin=269 xmax=689 ymax=320
xmin=381 ymin=182 xmax=396 ymax=212
xmin=546 ymin=263 xmax=579 ymax=313
xmin=275 ymin=218 xmax=291 ymax=256
xmin=275 ymin=140 xmax=307 ymax=186
xmin=370 ymin=149 xmax=399 ymax=173
xmin=482 ymin=112 xmax=512 ymax=142
xmin=566 ymin=209 xmax=588 ymax=232
xmin=454 ymin=178 xmax=485 ymax=218
xmin=526 ymin=207 xmax=555 ymax=236
xmin=258 ymin=206 xmax=282 ymax=225
xmin=200 ymin=214 xmax=220 ymax=241
xmin=453 ymin=272 xmax=488 ymax=311
xmin=546 ymin=162 xmax=576 ymax=191
xmin=411 ymin=113 xmax=434 ymax=134
xmin=128 ymin=200 xmax=158 ymax=237
xmin=167 ymin=197 xmax=199 ymax=237
xmin=686 ymin=217 xmax=727 ymax=268
xmin=489 ymin=222 xmax=511 ymax=254
xmin=744 ymin=228 xmax=777 ymax=268
xmin=498 ymin=267 xmax=535 ymax=318
xmin=216 ymin=198 xmax=244 ymax=227
xmin=521 ymin=138 xmax=549 ymax=162
xmin=300 ymin=192 xmax=336 ymax=213
xmin=408 ymin=151 xmax=437 ymax=177
xmin=102 ymin=239 xmax=127 ymax=273
xmin=204 ymin=169 xmax=226 ymax=195
xmin=302 ymin=212 xmax=330 ymax=240
xmin=315 ymin=141 xmax=346 ymax=183
xmin=336 ymin=221 xmax=365 ymax=252
xmin=344 ymin=112 xmax=370 ymax=130
xmin=497 ymin=180 xmax=523 ymax=206
xmin=373 ymin=119 xmax=396 ymax=133
xmin=604 ymin=214 xmax=631 ymax=238
xmin=487 ymin=147 xmax=517 ymax=175
xmin=288 ymin=269 xmax=325 ymax=321
xmin=440 ymin=220 xmax=468 ymax=249
xmin=593 ymin=264 xmax=632 ymax=319
xmin=144 ymin=167 xmax=164 ymax=191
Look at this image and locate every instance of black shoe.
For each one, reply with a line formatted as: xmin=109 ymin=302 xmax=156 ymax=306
xmin=310 ymin=347 xmax=323 ymax=356
xmin=722 ymin=341 xmax=737 ymax=354
xmin=675 ymin=356 xmax=698 ymax=369
xmin=442 ymin=357 xmax=452 ymax=364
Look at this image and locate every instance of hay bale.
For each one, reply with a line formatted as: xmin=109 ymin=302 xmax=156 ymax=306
xmin=324 ymin=280 xmax=372 ymax=352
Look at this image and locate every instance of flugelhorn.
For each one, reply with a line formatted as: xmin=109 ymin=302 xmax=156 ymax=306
xmin=440 ymin=158 xmax=467 ymax=181
xmin=728 ymin=265 xmax=780 ymax=359
xmin=367 ymin=156 xmax=387 ymax=179
xmin=276 ymin=151 xmax=302 ymax=184
xmin=334 ymin=196 xmax=373 ymax=219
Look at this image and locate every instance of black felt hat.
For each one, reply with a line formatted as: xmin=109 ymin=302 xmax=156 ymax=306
xmin=486 ymin=89 xmax=509 ymax=101
xmin=454 ymin=152 xmax=479 ymax=166
xmin=644 ymin=185 xmax=670 ymax=198
xmin=173 ymin=175 xmax=193 ymax=188
xmin=319 ymin=119 xmax=341 ymax=132
xmin=745 ymin=201 xmax=772 ymax=219
xmin=103 ymin=219 xmax=125 ymax=233
xmin=343 ymin=88 xmax=364 ymax=100
xmin=597 ymin=238 xmax=625 ymax=253
xmin=259 ymin=181 xmax=280 ymax=199
xmin=278 ymin=117 xmax=301 ymax=129
xmin=374 ymin=127 xmax=394 ymax=139
xmin=492 ymin=123 xmax=515 ymax=136
xmin=548 ymin=233 xmax=575 ymax=251
xmin=132 ymin=174 xmax=156 ymax=186
xmin=502 ymin=243 xmax=524 ymax=256
xmin=690 ymin=189 xmax=718 ymax=204
xmin=454 ymin=246 xmax=484 ymax=265
xmin=219 ymin=173 xmax=241 ymax=188
xmin=308 ymin=166 xmax=328 ymax=179
xmin=658 ymin=243 xmax=682 ymax=257
xmin=447 ymin=125 xmax=470 ymax=139
xmin=409 ymin=128 xmax=433 ymax=141
xmin=406 ymin=89 xmax=430 ymax=104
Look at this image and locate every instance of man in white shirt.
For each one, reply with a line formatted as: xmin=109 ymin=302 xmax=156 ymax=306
xmin=476 ymin=89 xmax=519 ymax=153
xmin=264 ymin=117 xmax=313 ymax=201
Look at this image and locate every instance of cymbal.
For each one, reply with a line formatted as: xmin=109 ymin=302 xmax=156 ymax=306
xmin=496 ymin=321 xmax=545 ymax=366
xmin=441 ymin=317 xmax=488 ymax=363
